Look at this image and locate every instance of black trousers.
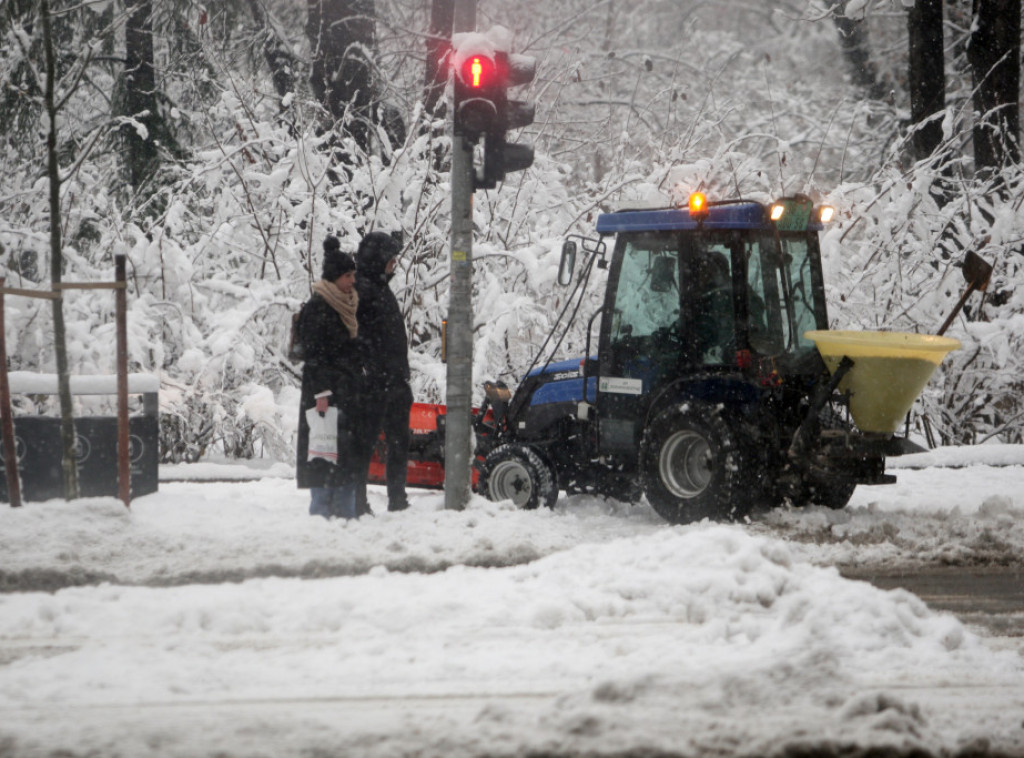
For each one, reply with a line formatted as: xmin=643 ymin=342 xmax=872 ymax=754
xmin=355 ymin=379 xmax=413 ymax=513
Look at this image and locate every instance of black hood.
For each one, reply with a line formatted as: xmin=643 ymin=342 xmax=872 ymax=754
xmin=356 ymin=232 xmax=401 ymax=282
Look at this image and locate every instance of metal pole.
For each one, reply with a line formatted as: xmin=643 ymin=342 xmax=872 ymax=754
xmin=444 ymin=0 xmax=476 ymax=511
xmin=0 ymin=279 xmax=22 ymax=507
xmin=115 ymin=256 xmax=130 ymax=508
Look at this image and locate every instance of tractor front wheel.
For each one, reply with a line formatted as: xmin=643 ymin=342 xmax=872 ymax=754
xmin=789 ymin=409 xmax=858 ymax=510
xmin=478 ymin=444 xmax=558 ymax=510
xmin=640 ymin=402 xmax=755 ymax=524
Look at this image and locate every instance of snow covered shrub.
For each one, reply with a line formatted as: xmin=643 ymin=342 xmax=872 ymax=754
xmin=822 ymin=161 xmax=1024 ymax=444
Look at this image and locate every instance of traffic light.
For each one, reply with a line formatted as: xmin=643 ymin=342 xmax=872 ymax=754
xmin=477 ymin=52 xmax=536 ymax=189
xmin=452 ymin=31 xmax=536 ymax=190
xmin=453 ymin=45 xmax=500 ymax=140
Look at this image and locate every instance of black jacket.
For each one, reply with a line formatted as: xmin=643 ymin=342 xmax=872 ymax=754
xmin=356 ymin=242 xmax=409 ymax=387
xmin=295 ymin=292 xmax=365 ymax=489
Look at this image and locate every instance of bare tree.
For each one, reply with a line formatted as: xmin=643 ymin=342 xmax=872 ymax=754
xmin=423 ymin=0 xmax=453 ymax=117
xmin=826 ymin=0 xmax=888 ymax=99
xmin=307 ymin=0 xmax=379 ymax=153
xmin=968 ymin=0 xmax=1021 ymax=177
xmin=248 ymin=0 xmax=299 ymax=99
xmin=41 ymin=0 xmax=80 ymax=499
xmin=122 ymin=0 xmax=161 ymax=189
xmin=907 ymin=0 xmax=946 ymax=163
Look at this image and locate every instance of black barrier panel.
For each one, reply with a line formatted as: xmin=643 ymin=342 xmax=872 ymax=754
xmin=0 ymin=416 xmax=159 ymax=502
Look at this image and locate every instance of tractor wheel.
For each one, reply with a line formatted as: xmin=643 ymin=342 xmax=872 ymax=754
xmin=639 ymin=401 xmax=755 ymax=524
xmin=790 ymin=409 xmax=857 ymax=510
xmin=478 ymin=444 xmax=558 ymax=510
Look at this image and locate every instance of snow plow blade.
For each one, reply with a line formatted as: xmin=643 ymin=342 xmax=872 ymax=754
xmin=367 ymin=402 xmax=481 ymax=490
xmin=805 ymin=330 xmax=961 ymax=434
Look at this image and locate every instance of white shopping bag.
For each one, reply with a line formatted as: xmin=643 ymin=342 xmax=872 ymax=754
xmin=306 ymin=405 xmax=339 ymax=463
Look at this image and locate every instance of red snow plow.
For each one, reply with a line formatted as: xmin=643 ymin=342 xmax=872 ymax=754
xmin=367 ymin=402 xmax=483 ymax=489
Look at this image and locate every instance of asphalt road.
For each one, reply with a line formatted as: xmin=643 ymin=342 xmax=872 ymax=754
xmin=843 ymin=565 xmax=1024 ymax=640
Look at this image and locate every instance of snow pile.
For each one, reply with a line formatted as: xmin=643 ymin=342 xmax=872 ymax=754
xmin=1 ymin=523 xmax=1020 ymax=757
xmin=759 ymin=493 xmax=1024 ymax=569
xmin=0 ymin=482 xmax=663 ymax=591
xmin=0 ymin=448 xmax=1023 ymax=756
xmin=2 ymin=445 xmax=1023 ymax=591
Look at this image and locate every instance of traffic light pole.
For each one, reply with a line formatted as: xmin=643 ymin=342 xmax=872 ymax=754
xmin=444 ymin=0 xmax=476 ymax=511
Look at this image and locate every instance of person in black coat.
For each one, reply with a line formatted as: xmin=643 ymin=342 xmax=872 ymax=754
xmin=354 ymin=231 xmax=412 ymax=513
xmin=295 ymin=238 xmax=364 ymax=519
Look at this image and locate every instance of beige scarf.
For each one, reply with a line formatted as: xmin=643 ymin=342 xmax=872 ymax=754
xmin=312 ymin=279 xmax=359 ymax=338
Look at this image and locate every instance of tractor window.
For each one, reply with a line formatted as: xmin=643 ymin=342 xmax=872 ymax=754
xmin=780 ymin=237 xmax=820 ymax=350
xmin=611 ymin=235 xmax=680 ymax=342
xmin=610 ymin=232 xmax=739 ymax=370
xmin=605 ymin=233 xmax=684 ymax=385
xmin=746 ymin=241 xmax=783 ymax=353
xmin=689 ymin=244 xmax=735 ymax=363
xmin=747 ymin=234 xmax=822 ymax=354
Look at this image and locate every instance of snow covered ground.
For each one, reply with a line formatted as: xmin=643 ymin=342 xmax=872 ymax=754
xmin=0 ymin=445 xmax=1023 ymax=757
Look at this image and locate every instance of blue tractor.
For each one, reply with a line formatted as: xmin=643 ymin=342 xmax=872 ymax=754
xmin=471 ymin=194 xmax=930 ymax=524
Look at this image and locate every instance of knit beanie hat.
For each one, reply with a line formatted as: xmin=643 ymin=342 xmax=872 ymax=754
xmin=322 ymin=236 xmax=356 ymax=281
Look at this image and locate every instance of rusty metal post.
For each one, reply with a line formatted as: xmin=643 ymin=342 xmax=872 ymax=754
xmin=115 ymin=256 xmax=130 ymax=508
xmin=0 ymin=278 xmax=22 ymax=507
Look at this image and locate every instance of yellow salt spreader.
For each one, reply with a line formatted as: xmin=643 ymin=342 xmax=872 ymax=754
xmin=781 ymin=251 xmax=990 ymax=511
xmin=803 ymin=330 xmax=962 ymax=435
xmin=772 ymin=327 xmax=963 ymax=513
xmin=804 ymin=250 xmax=990 ymax=436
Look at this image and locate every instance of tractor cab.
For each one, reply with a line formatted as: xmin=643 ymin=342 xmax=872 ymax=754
xmin=596 ymin=195 xmax=830 ymax=377
xmin=591 ymin=196 xmax=833 ymax=454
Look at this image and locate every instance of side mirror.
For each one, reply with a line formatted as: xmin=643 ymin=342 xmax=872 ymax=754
xmin=558 ymin=240 xmax=577 ymax=286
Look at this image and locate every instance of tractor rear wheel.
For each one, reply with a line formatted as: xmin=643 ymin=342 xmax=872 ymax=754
xmin=640 ymin=401 xmax=755 ymax=524
xmin=478 ymin=444 xmax=558 ymax=510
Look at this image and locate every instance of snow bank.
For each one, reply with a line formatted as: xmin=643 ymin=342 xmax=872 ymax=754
xmin=0 ymin=451 xmax=1023 ymax=756
xmin=0 ymin=523 xmax=1020 ymax=757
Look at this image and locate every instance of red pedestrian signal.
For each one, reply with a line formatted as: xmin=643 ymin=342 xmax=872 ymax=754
xmin=451 ymin=30 xmax=536 ymax=190
xmin=463 ymin=55 xmax=495 ymax=89
xmin=453 ymin=47 xmax=500 ymax=138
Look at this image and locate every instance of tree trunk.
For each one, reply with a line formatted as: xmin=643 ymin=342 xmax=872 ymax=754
xmin=968 ymin=0 xmax=1021 ymax=175
xmin=423 ymin=0 xmax=453 ymax=117
xmin=41 ymin=0 xmax=80 ymax=500
xmin=907 ymin=0 xmax=946 ymax=162
xmin=306 ymin=0 xmax=378 ymax=154
xmin=247 ymin=0 xmax=297 ymax=100
xmin=122 ymin=0 xmax=160 ymax=190
xmin=828 ymin=0 xmax=887 ymax=99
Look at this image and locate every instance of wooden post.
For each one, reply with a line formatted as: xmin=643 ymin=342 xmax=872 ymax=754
xmin=2 ymin=271 xmax=135 ymax=508
xmin=0 ymin=278 xmax=23 ymax=507
xmin=115 ymin=256 xmax=130 ymax=508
